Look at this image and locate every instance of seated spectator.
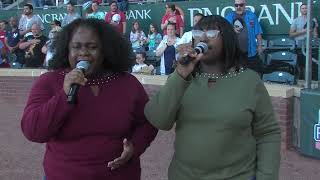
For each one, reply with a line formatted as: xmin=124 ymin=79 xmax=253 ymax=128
xmin=156 ymin=22 xmax=180 ymax=75
xmin=130 ymin=20 xmax=146 ymax=51
xmin=0 ymin=40 xmax=9 ymax=68
xmin=146 ymin=23 xmax=162 ymax=51
xmin=19 ymin=23 xmax=48 ymax=68
xmin=132 ymin=51 xmax=154 ymax=74
xmin=82 ymin=1 xmax=93 ymax=18
xmin=5 ymin=17 xmax=24 ymax=68
xmin=87 ymin=1 xmax=105 ymax=20
xmin=48 ymin=20 xmax=61 ymax=38
xmin=0 ymin=20 xmax=8 ymax=53
xmin=42 ymin=21 xmax=61 ymax=67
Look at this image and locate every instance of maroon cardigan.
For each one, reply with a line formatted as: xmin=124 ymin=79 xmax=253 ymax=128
xmin=21 ymin=70 xmax=158 ymax=180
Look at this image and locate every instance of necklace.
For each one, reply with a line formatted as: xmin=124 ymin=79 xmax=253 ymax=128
xmin=59 ymin=71 xmax=119 ymax=86
xmin=196 ymin=67 xmax=245 ymax=80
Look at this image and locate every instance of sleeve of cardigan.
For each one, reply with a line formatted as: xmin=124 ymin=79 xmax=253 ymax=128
xmin=253 ymin=80 xmax=281 ymax=180
xmin=130 ymin=80 xmax=158 ymax=159
xmin=21 ymin=72 xmax=73 ymax=143
xmin=144 ymin=70 xmax=191 ymax=130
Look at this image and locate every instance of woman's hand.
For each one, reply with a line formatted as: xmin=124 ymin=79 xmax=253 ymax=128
xmin=107 ymin=138 xmax=134 ymax=170
xmin=63 ymin=69 xmax=87 ymax=95
xmin=176 ymin=43 xmax=201 ymax=79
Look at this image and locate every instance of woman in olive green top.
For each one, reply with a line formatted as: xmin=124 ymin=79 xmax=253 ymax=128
xmin=144 ymin=15 xmax=281 ymax=180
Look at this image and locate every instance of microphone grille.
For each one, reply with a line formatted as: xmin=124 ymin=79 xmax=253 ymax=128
xmin=196 ymin=42 xmax=208 ymax=53
xmin=76 ymin=61 xmax=90 ymax=71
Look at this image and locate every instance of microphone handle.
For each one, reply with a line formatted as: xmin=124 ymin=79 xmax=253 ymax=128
xmin=67 ymin=84 xmax=80 ymax=104
xmin=180 ymin=48 xmax=201 ymax=65
xmin=66 ymin=67 xmax=86 ymax=104
xmin=180 ymin=55 xmax=193 ymax=65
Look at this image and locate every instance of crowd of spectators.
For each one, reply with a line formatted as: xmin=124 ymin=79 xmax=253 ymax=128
xmin=0 ymin=1 xmax=196 ymax=74
xmin=0 ymin=0 xmax=318 ymax=78
xmin=0 ymin=0 xmax=190 ymax=9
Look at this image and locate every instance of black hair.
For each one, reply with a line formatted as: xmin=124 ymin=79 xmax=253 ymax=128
xmin=49 ymin=18 xmax=134 ymax=72
xmin=193 ymin=15 xmax=246 ymax=73
xmin=24 ymin=4 xmax=33 ymax=10
xmin=135 ymin=51 xmax=146 ymax=58
xmin=52 ymin=20 xmax=61 ymax=27
xmin=166 ymin=3 xmax=176 ymax=11
xmin=148 ymin=23 xmax=159 ymax=35
xmin=300 ymin=3 xmax=307 ymax=8
xmin=109 ymin=0 xmax=117 ymax=6
xmin=167 ymin=22 xmax=176 ymax=30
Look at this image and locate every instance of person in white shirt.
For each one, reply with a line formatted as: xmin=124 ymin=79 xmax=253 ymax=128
xmin=132 ymin=51 xmax=154 ymax=74
xmin=156 ymin=23 xmax=180 ymax=75
xmin=18 ymin=4 xmax=44 ymax=38
xmin=130 ymin=20 xmax=147 ymax=51
xmin=61 ymin=2 xmax=80 ymax=27
xmin=176 ymin=13 xmax=204 ymax=46
xmin=289 ymin=3 xmax=318 ymax=47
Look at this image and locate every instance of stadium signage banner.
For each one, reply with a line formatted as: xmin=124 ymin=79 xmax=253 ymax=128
xmin=0 ymin=0 xmax=318 ymax=38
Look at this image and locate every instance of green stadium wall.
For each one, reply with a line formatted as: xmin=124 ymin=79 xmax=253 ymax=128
xmin=0 ymin=0 xmax=319 ymax=39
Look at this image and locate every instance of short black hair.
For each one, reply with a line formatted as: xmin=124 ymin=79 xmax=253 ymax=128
xmin=167 ymin=22 xmax=176 ymax=30
xmin=49 ymin=18 xmax=134 ymax=72
xmin=193 ymin=15 xmax=246 ymax=73
xmin=135 ymin=51 xmax=146 ymax=58
xmin=109 ymin=0 xmax=117 ymax=6
xmin=24 ymin=3 xmax=33 ymax=10
xmin=300 ymin=3 xmax=307 ymax=8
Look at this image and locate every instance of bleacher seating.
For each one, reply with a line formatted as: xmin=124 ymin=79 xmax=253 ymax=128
xmin=268 ymin=37 xmax=296 ymax=51
xmin=262 ymin=71 xmax=295 ymax=85
xmin=263 ymin=51 xmax=298 ymax=84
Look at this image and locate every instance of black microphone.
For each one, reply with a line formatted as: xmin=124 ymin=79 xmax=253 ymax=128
xmin=67 ymin=61 xmax=90 ymax=104
xmin=180 ymin=42 xmax=208 ymax=65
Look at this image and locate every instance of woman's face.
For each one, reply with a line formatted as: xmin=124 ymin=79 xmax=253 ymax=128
xmin=134 ymin=22 xmax=139 ymax=30
xmin=68 ymin=27 xmax=103 ymax=75
xmin=92 ymin=3 xmax=99 ymax=12
xmin=150 ymin=25 xmax=155 ymax=33
xmin=193 ymin=29 xmax=223 ymax=64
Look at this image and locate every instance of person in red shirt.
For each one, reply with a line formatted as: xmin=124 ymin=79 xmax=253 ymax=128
xmin=105 ymin=1 xmax=127 ymax=35
xmin=161 ymin=3 xmax=184 ymax=37
xmin=21 ymin=18 xmax=157 ymax=180
xmin=0 ymin=20 xmax=8 ymax=53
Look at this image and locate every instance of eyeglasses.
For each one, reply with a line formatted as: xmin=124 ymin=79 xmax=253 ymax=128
xmin=192 ymin=30 xmax=220 ymax=39
xmin=234 ymin=3 xmax=245 ymax=7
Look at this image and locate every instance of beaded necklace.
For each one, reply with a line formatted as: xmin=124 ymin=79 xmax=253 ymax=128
xmin=196 ymin=67 xmax=245 ymax=80
xmin=59 ymin=71 xmax=119 ymax=86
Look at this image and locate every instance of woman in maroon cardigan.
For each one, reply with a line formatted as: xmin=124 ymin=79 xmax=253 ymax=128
xmin=21 ymin=19 xmax=158 ymax=180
